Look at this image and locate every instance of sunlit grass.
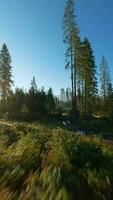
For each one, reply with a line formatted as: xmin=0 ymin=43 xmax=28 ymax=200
xmin=0 ymin=121 xmax=113 ymax=199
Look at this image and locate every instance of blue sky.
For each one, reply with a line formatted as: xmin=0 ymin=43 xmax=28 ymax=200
xmin=0 ymin=0 xmax=113 ymax=94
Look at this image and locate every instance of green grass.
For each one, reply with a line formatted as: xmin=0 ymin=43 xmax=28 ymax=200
xmin=0 ymin=121 xmax=113 ymax=200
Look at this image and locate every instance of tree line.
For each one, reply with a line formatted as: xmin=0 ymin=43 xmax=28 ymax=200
xmin=63 ymin=0 xmax=113 ymax=119
xmin=0 ymin=44 xmax=56 ymax=120
xmin=0 ymin=0 xmax=113 ymax=121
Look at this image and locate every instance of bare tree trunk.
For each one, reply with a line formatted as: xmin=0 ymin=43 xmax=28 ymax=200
xmin=71 ymin=38 xmax=74 ymax=118
xmin=73 ymin=59 xmax=77 ymax=118
xmin=84 ymin=80 xmax=87 ymax=114
xmin=81 ymin=80 xmax=84 ymax=114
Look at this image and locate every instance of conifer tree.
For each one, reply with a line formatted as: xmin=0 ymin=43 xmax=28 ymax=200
xmin=63 ymin=0 xmax=80 ymax=117
xmin=107 ymin=82 xmax=113 ymax=117
xmin=0 ymin=44 xmax=14 ymax=112
xmin=7 ymin=88 xmax=25 ymax=114
xmin=80 ymin=38 xmax=98 ymax=115
xmin=100 ymin=56 xmax=112 ymax=115
xmin=66 ymin=87 xmax=72 ymax=103
xmin=100 ymin=56 xmax=110 ymax=103
xmin=60 ymin=88 xmax=66 ymax=109
xmin=47 ymin=88 xmax=55 ymax=114
xmin=29 ymin=76 xmax=37 ymax=94
xmin=26 ymin=77 xmax=38 ymax=113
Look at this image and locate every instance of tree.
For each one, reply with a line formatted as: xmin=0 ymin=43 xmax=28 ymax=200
xmin=99 ymin=56 xmax=113 ymax=116
xmin=26 ymin=77 xmax=38 ymax=113
xmin=66 ymin=87 xmax=72 ymax=103
xmin=106 ymin=82 xmax=113 ymax=117
xmin=46 ymin=88 xmax=55 ymax=114
xmin=63 ymin=0 xmax=80 ymax=118
xmin=7 ymin=88 xmax=25 ymax=114
xmin=29 ymin=76 xmax=37 ymax=95
xmin=54 ymin=96 xmax=60 ymax=110
xmin=0 ymin=44 xmax=14 ymax=112
xmin=79 ymin=38 xmax=98 ymax=115
xmin=39 ymin=87 xmax=47 ymax=113
xmin=60 ymin=88 xmax=66 ymax=109
xmin=100 ymin=56 xmax=110 ymax=104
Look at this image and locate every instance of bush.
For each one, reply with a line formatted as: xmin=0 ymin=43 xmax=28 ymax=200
xmin=0 ymin=122 xmax=113 ymax=199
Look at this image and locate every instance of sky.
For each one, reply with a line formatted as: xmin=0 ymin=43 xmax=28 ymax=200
xmin=0 ymin=0 xmax=113 ymax=95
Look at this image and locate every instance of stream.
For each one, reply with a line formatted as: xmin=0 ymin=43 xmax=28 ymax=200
xmin=63 ymin=120 xmax=86 ymax=135
xmin=63 ymin=120 xmax=113 ymax=140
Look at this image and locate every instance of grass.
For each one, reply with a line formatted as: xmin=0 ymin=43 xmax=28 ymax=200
xmin=0 ymin=120 xmax=113 ymax=199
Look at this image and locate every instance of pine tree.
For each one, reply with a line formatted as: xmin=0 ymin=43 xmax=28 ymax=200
xmin=66 ymin=87 xmax=72 ymax=103
xmin=63 ymin=0 xmax=80 ymax=118
xmin=29 ymin=76 xmax=37 ymax=94
xmin=60 ymin=88 xmax=66 ymax=109
xmin=7 ymin=88 xmax=25 ymax=114
xmin=107 ymin=82 xmax=113 ymax=117
xmin=26 ymin=77 xmax=38 ymax=113
xmin=73 ymin=28 xmax=81 ymax=115
xmin=74 ymin=39 xmax=85 ymax=114
xmin=39 ymin=87 xmax=47 ymax=113
xmin=99 ymin=56 xmax=113 ymax=116
xmin=80 ymin=38 xmax=98 ymax=115
xmin=0 ymin=44 xmax=14 ymax=112
xmin=100 ymin=56 xmax=110 ymax=104
xmin=47 ymin=88 xmax=55 ymax=114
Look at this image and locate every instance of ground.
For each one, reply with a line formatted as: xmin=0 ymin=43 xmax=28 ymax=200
xmin=0 ymin=119 xmax=113 ymax=200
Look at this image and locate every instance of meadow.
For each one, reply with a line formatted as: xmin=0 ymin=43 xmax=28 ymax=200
xmin=0 ymin=121 xmax=113 ymax=200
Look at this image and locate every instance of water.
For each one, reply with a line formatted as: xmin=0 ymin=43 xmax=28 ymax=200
xmin=63 ymin=120 xmax=85 ymax=135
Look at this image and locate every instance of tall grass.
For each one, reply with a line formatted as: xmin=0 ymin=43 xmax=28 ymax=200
xmin=0 ymin=122 xmax=113 ymax=199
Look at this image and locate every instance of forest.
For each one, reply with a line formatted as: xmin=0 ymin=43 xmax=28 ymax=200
xmin=0 ymin=0 xmax=113 ymax=199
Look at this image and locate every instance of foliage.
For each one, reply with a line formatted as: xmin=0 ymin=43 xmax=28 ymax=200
xmin=0 ymin=121 xmax=113 ymax=199
xmin=63 ymin=0 xmax=80 ymax=115
xmin=0 ymin=44 xmax=13 ymax=113
xmin=100 ymin=56 xmax=113 ymax=116
xmin=0 ymin=76 xmax=56 ymax=119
